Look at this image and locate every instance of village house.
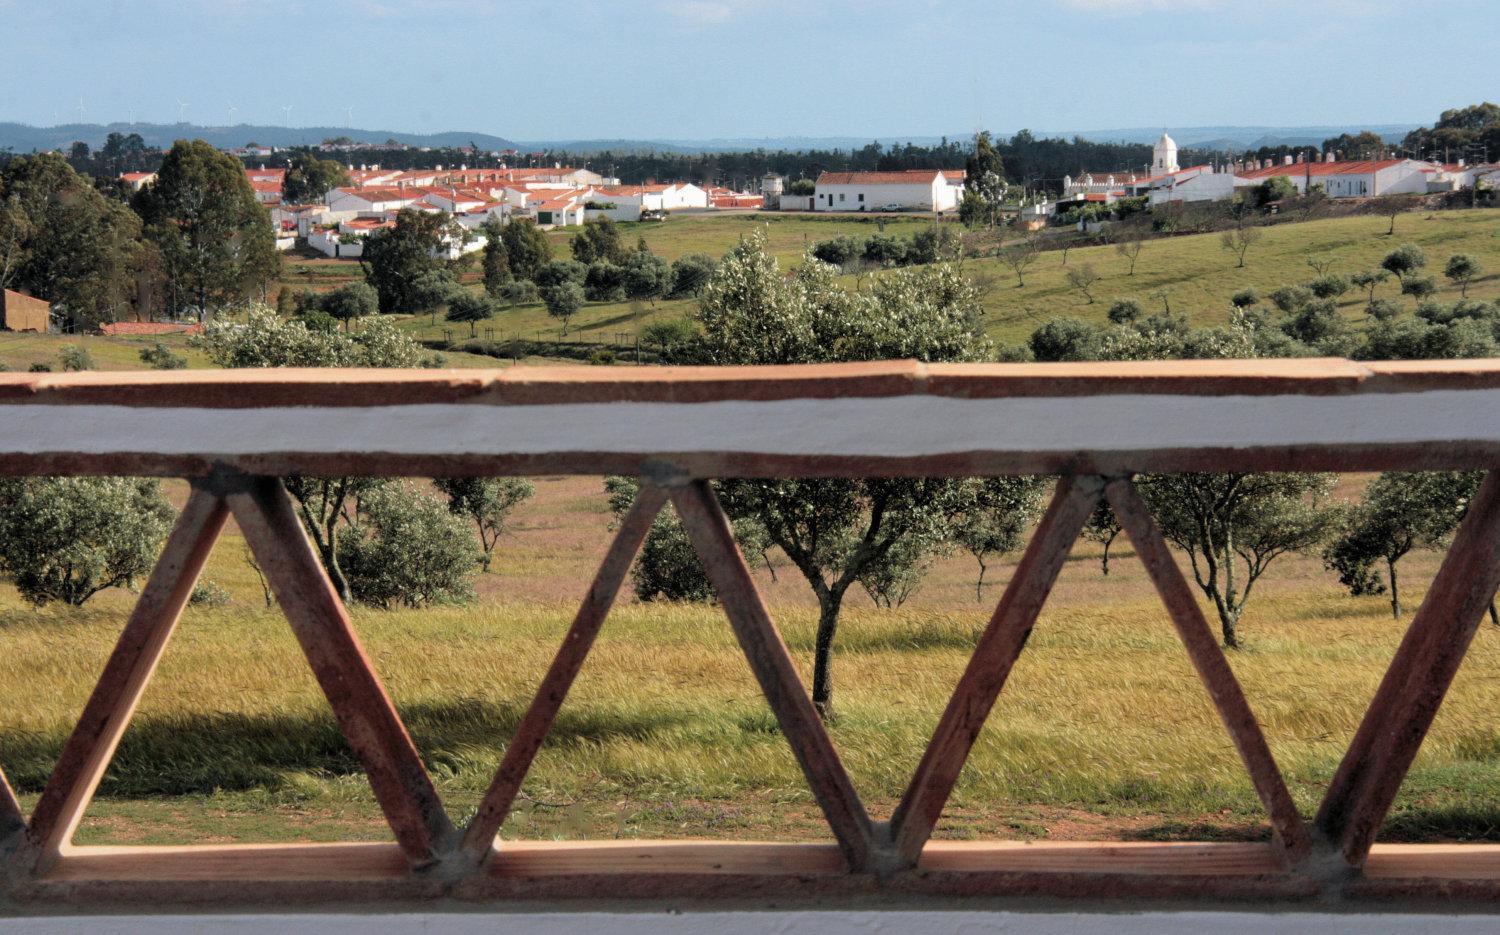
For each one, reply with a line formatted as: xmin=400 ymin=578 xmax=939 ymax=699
xmin=812 ymin=169 xmax=964 ymax=213
xmin=119 ymin=171 xmax=156 ymax=191
xmin=245 ymin=167 xmax=285 ymax=205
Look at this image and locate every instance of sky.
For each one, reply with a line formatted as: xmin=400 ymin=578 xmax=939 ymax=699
xmin=2 ymin=0 xmax=1495 ymax=141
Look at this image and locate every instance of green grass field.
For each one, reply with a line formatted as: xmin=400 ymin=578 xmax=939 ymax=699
xmin=3 ymin=475 xmax=1499 ymax=849
xmin=381 ymin=207 xmax=1500 ymax=353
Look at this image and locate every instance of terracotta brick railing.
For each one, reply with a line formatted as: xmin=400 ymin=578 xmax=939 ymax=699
xmin=3 ymin=358 xmax=1500 ymax=906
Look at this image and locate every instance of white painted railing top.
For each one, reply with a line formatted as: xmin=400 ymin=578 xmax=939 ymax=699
xmin=1 ymin=358 xmax=1498 ymax=476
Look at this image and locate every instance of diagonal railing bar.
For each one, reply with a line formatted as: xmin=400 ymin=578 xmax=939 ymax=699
xmin=22 ymin=486 xmax=229 ymax=872
xmin=1 ymin=761 xmax=25 ymax=852
xmin=226 ymin=475 xmax=457 ymax=866
xmin=1316 ymin=470 xmax=1500 ymax=863
xmin=460 ymin=484 xmax=669 ymax=863
xmin=888 ymin=476 xmax=1101 ymax=866
xmin=669 ymin=481 xmax=878 ymax=872
xmin=1105 ymin=478 xmax=1311 ymax=862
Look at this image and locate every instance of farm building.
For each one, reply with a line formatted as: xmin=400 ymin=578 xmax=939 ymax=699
xmin=813 ymin=170 xmax=964 ymax=213
xmin=1 ymin=289 xmax=49 ymax=332
xmin=1238 ymin=158 xmax=1431 ymax=198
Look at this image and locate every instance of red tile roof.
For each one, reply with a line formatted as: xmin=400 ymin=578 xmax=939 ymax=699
xmin=99 ymin=322 xmax=204 ymax=336
xmin=1240 ymin=159 xmax=1409 ymax=179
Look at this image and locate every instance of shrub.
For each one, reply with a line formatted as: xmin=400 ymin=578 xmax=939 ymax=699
xmin=340 ymin=483 xmax=479 ymax=608
xmin=588 ymin=348 xmax=616 ymax=365
xmin=1269 ymin=285 xmax=1313 ymax=312
xmin=498 ymin=279 xmax=539 ymax=306
xmin=59 ymin=344 xmax=94 ymax=371
xmin=1400 ymin=275 xmax=1438 ymax=300
xmin=1231 ymin=289 xmax=1259 ymax=308
xmin=810 ymin=236 xmax=862 ymax=266
xmin=445 ymin=292 xmax=495 ymax=338
xmin=318 ymin=281 xmax=379 ymax=324
xmin=669 ymin=254 xmax=716 ymax=297
xmin=295 ymin=308 xmax=340 ymax=334
xmin=622 ymin=251 xmax=671 ymax=304
xmin=1307 ymin=275 xmax=1350 ymax=299
xmin=27 ymin=362 xmax=52 ymax=372
xmin=605 ymin=477 xmax=713 ymax=603
xmin=1107 ymin=299 xmax=1143 ymax=324
xmin=907 ymin=225 xmax=959 ymax=264
xmin=584 ymin=261 xmax=626 ymax=302
xmin=1367 ymin=297 xmax=1403 ymax=320
xmin=139 ymin=342 xmax=187 ymax=370
xmin=189 ymin=580 xmax=231 ymax=606
xmin=0 ymin=477 xmax=174 ymax=606
xmin=1381 ymin=243 xmax=1427 ymax=277
xmin=534 ymin=259 xmax=587 ymax=289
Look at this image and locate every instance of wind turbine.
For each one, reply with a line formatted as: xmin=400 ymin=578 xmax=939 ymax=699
xmin=282 ymin=104 xmax=294 ymax=127
xmin=176 ymin=99 xmax=189 ymax=123
xmin=227 ymin=100 xmax=238 ymax=125
xmin=344 ymin=105 xmax=354 ymax=127
xmin=76 ymin=97 xmax=86 ymax=124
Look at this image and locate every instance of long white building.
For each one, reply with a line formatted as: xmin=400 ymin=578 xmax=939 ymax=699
xmin=813 ymin=170 xmax=964 ymax=213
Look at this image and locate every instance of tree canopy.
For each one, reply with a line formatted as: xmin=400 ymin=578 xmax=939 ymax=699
xmin=134 ymin=139 xmax=278 ymax=320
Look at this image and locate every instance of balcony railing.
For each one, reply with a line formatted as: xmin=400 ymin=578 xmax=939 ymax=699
xmin=2 ymin=358 xmax=1500 ymax=906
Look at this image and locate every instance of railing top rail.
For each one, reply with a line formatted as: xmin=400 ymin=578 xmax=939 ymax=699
xmin=3 ymin=358 xmax=1500 ymax=408
xmin=3 ymin=358 xmax=1500 ymax=477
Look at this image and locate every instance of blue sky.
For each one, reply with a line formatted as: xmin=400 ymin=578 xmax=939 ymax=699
xmin=3 ymin=0 xmax=1493 ymax=140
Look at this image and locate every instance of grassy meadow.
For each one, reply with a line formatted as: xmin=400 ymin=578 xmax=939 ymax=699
xmin=3 ymin=474 xmax=1500 ymax=850
xmin=274 ymin=207 xmax=1500 ymax=353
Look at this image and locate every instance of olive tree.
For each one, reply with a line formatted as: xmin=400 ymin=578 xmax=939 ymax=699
xmin=433 ymin=477 xmax=535 ymax=571
xmin=1445 ymin=254 xmax=1480 ymax=297
xmin=1325 ymin=471 xmax=1476 ymax=619
xmin=696 ymin=233 xmax=990 ymax=718
xmin=340 ymin=483 xmax=480 ymax=608
xmin=1082 ymin=502 xmax=1123 ymax=576
xmin=1137 ymin=472 xmax=1340 ymax=648
xmin=0 ymin=477 xmax=174 ymax=606
xmin=952 ymin=477 xmax=1049 ymax=600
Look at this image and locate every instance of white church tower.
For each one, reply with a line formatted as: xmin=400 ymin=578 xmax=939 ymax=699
xmin=1153 ymin=131 xmax=1180 ymax=174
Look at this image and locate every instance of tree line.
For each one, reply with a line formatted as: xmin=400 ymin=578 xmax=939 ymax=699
xmin=0 ymin=140 xmax=280 ymax=331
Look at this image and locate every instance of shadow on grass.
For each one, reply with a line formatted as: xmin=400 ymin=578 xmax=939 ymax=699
xmin=0 ymin=698 xmax=702 ymax=796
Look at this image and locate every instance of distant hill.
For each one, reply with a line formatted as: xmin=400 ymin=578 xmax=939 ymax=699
xmin=0 ymin=121 xmax=517 ymax=153
xmin=0 ymin=121 xmax=1423 ymax=157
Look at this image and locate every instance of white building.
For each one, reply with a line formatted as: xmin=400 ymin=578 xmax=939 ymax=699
xmin=1239 ymin=157 xmax=1431 ymax=198
xmin=813 ymin=170 xmax=964 ymax=213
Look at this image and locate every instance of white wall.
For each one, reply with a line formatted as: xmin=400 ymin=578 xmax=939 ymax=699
xmin=814 ymin=181 xmax=938 ymax=212
xmin=1148 ymin=172 xmax=1240 ymax=205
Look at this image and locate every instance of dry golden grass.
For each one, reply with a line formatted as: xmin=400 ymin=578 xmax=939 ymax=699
xmin=4 ymin=475 xmax=1499 ymax=849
